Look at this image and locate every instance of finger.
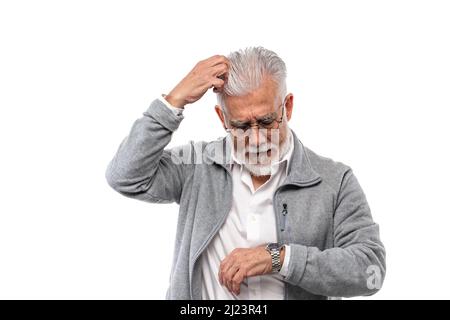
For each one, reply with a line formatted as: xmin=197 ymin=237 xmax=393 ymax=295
xmin=210 ymin=63 xmax=229 ymax=78
xmin=210 ymin=78 xmax=225 ymax=92
xmin=208 ymin=55 xmax=230 ymax=68
xmin=210 ymin=78 xmax=224 ymax=88
xmin=219 ymin=257 xmax=231 ymax=285
xmin=225 ymin=265 xmax=239 ymax=293
xmin=220 ymin=258 xmax=233 ymax=286
xmin=231 ymin=269 xmax=245 ymax=295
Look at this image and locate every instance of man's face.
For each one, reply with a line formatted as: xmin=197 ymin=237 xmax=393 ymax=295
xmin=215 ymin=76 xmax=294 ymax=176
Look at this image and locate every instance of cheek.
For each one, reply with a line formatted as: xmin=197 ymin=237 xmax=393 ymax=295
xmin=280 ymin=124 xmax=289 ymax=143
xmin=267 ymin=128 xmax=287 ymax=147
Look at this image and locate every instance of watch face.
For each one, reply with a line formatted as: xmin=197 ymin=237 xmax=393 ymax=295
xmin=267 ymin=243 xmax=280 ymax=251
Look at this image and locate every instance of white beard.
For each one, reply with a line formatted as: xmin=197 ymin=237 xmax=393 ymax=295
xmin=233 ymin=130 xmax=291 ymax=177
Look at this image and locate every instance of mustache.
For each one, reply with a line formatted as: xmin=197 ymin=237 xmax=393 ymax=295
xmin=245 ymin=143 xmax=277 ymax=153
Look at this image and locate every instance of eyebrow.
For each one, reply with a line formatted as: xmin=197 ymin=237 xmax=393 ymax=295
xmin=229 ymin=111 xmax=278 ymax=127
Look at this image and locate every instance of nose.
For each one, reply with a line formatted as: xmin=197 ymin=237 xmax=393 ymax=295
xmin=247 ymin=127 xmax=270 ymax=151
xmin=249 ymin=127 xmax=260 ymax=148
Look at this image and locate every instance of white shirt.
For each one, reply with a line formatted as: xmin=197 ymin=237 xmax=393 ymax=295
xmin=158 ymin=95 xmax=293 ymax=300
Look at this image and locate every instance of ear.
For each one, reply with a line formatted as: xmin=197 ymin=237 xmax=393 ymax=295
xmin=284 ymin=93 xmax=294 ymax=121
xmin=215 ymin=105 xmax=227 ymax=129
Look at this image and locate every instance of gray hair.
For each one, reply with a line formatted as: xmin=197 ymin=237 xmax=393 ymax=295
xmin=216 ymin=46 xmax=287 ymax=110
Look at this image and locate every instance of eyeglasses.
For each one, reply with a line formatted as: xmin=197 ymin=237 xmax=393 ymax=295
xmin=224 ymin=100 xmax=285 ymax=135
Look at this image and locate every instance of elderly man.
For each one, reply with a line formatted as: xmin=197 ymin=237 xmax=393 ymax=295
xmin=105 ymin=47 xmax=386 ymax=300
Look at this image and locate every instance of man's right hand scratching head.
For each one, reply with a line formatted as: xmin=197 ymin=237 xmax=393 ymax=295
xmin=165 ymin=55 xmax=230 ymax=108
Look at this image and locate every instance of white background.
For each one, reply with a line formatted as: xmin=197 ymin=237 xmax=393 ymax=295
xmin=1 ymin=0 xmax=449 ymax=299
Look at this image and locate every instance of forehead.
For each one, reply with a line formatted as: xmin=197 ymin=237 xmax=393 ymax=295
xmin=224 ymin=76 xmax=280 ymax=121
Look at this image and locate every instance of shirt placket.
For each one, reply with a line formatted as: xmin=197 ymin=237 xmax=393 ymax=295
xmin=246 ymin=184 xmax=263 ymax=300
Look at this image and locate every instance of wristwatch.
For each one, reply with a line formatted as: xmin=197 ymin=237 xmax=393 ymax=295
xmin=265 ymin=243 xmax=284 ymax=272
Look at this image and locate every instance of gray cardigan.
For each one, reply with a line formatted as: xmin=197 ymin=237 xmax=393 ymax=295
xmin=105 ymin=98 xmax=386 ymax=300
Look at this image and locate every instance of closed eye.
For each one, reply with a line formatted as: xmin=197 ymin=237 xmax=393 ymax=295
xmin=259 ymin=119 xmax=274 ymax=125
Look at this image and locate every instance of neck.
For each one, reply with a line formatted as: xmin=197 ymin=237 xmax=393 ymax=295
xmin=251 ymin=174 xmax=271 ymax=190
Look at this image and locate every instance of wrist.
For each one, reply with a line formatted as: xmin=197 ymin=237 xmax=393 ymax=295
xmin=165 ymin=92 xmax=186 ymax=109
xmin=265 ymin=243 xmax=284 ymax=273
